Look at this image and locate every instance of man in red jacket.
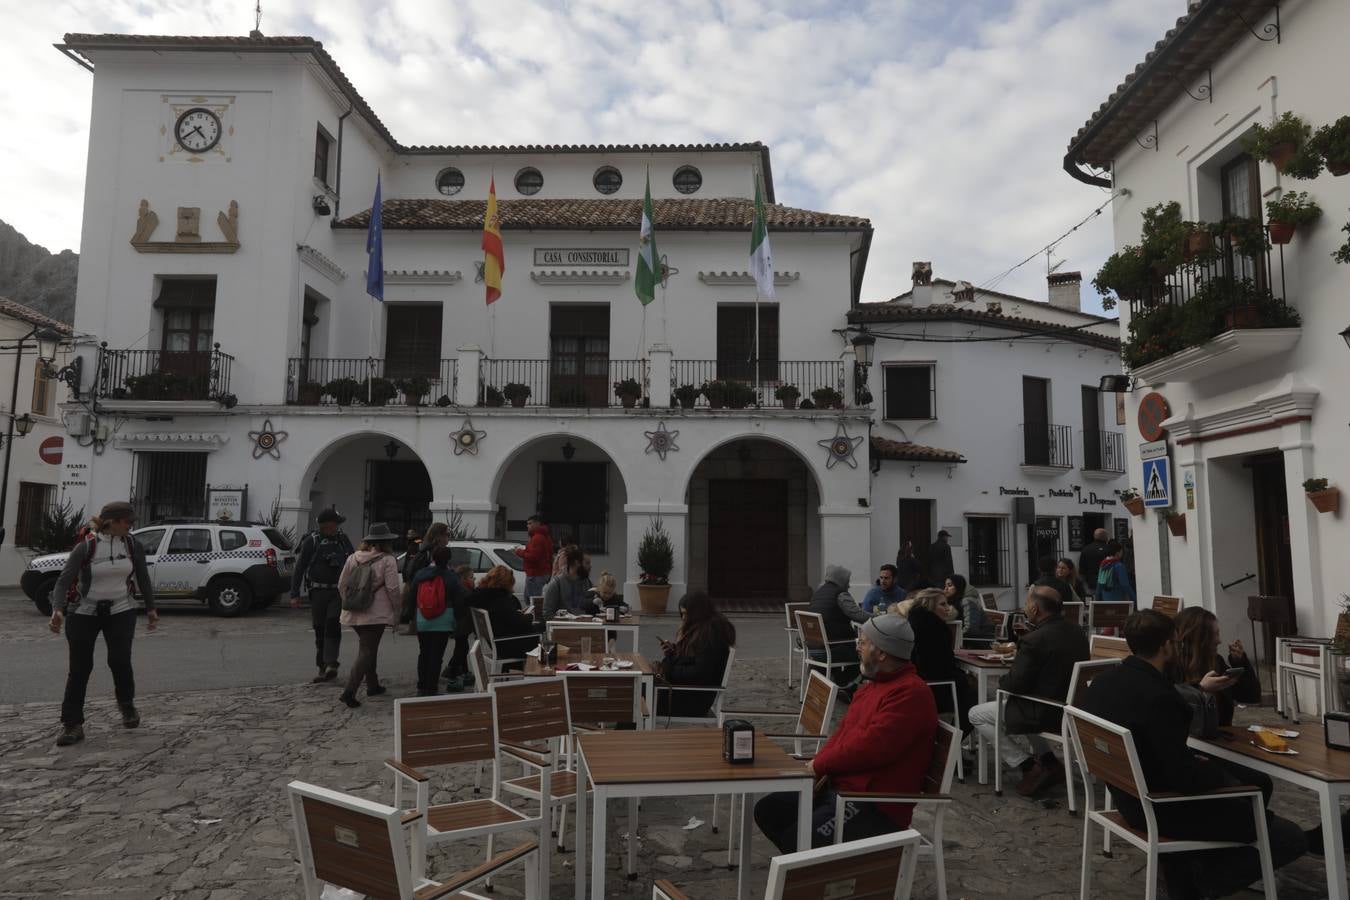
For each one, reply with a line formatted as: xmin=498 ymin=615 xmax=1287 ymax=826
xmin=513 ymin=515 xmax=553 ymax=602
xmin=753 ymin=615 xmax=938 ymax=852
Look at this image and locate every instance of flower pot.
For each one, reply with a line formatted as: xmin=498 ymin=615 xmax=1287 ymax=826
xmin=831 ymin=400 xmax=845 ymax=410
xmin=1329 ymin=159 xmax=1350 ymax=177
xmin=1223 ymin=304 xmax=1262 ymax=330
xmin=485 ymin=396 xmax=504 ymax=408
xmin=638 ymin=583 xmax=671 ymax=615
xmin=677 ymin=397 xmax=695 ymax=410
xmin=510 ymin=395 xmax=527 ymax=408
xmin=1270 ymin=142 xmax=1298 ymax=173
xmin=1184 ymin=230 xmax=1210 ymax=260
xmin=1268 ymin=220 xmax=1296 ymax=245
xmin=298 ymin=385 xmax=322 ymax=405
xmin=1166 ymin=514 xmax=1187 ymax=538
xmin=707 ymin=398 xmax=725 ymax=410
xmin=620 ymin=395 xmax=637 ymax=409
xmin=781 ymin=397 xmax=798 ymax=410
xmin=1123 ymin=497 xmax=1146 ymax=517
xmin=1308 ymin=487 xmax=1340 ymax=514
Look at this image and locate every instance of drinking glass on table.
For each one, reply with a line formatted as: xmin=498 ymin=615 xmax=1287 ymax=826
xmin=581 ymin=636 xmax=593 ymax=657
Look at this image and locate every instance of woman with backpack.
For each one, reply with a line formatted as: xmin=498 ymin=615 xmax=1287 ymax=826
xmin=410 ymin=545 xmax=463 ymax=696
xmin=1093 ymin=539 xmax=1137 ymax=607
xmin=337 ymin=523 xmax=402 ymax=708
xmin=48 ymin=501 xmax=158 ymax=747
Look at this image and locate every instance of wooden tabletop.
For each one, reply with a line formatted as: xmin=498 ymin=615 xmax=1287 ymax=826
xmin=578 ymin=728 xmax=814 ymax=785
xmin=955 ymin=649 xmax=1015 ymax=669
xmin=524 ymin=651 xmax=654 ymax=676
xmin=548 ymin=615 xmax=640 ymax=626
xmin=1193 ymin=724 xmax=1350 ymax=783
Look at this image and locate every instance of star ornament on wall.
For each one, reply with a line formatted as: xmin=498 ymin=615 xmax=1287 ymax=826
xmin=818 ymin=421 xmax=863 ymax=470
xmin=248 ymin=418 xmax=288 ymax=460
xmin=643 ymin=421 xmax=679 ymax=461
xmin=451 ymin=418 xmax=486 ymax=456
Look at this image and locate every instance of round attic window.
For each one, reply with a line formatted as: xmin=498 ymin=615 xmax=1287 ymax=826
xmin=672 ymin=165 xmax=702 ymax=194
xmin=514 ymin=167 xmax=544 ymax=196
xmin=435 ymin=167 xmax=465 ymax=195
xmin=593 ymin=166 xmax=623 ymax=195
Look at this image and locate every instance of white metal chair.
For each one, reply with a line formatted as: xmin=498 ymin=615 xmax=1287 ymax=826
xmin=784 ymin=601 xmax=811 ymax=687
xmin=1065 ymin=706 xmax=1276 ymax=900
xmin=1061 ymin=601 xmax=1085 ymax=628
xmin=288 ymin=780 xmax=540 ymax=900
xmin=1275 ymin=637 xmax=1333 ymax=722
xmin=654 ymin=646 xmax=737 ymax=728
xmin=994 ymin=659 xmax=1121 ymax=813
xmin=471 ymin=606 xmax=532 ymax=674
xmin=653 ymin=828 xmax=922 ymax=900
xmin=795 ymin=610 xmax=858 ymax=698
xmin=830 ymin=720 xmax=960 ymax=900
xmin=924 ymin=680 xmax=965 ymax=783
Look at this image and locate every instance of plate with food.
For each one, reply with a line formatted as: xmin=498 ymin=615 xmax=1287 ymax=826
xmin=615 ymin=659 xmax=634 ymax=669
xmin=1247 ymin=725 xmax=1299 ymax=739
xmin=1250 ymin=730 xmax=1298 ymax=755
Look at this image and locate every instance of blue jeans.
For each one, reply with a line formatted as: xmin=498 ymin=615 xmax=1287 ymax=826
xmin=525 ymin=575 xmax=549 ymax=604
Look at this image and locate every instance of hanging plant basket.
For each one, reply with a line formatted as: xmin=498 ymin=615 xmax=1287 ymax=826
xmin=1309 ymin=487 xmax=1341 ymax=515
xmin=1328 ymin=159 xmax=1350 ymax=177
xmin=1166 ymin=513 xmax=1187 ymax=538
xmin=1270 ymin=142 xmax=1298 ymax=173
xmin=1123 ymin=496 xmax=1146 ymax=517
xmin=1267 ymin=221 xmax=1297 ymax=245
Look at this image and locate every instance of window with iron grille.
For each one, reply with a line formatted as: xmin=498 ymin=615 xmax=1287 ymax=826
xmin=515 ymin=167 xmax=543 ymax=196
xmin=15 ymin=482 xmax=55 ymax=546
xmin=538 ymin=462 xmax=608 ymax=554
xmin=132 ymin=451 xmax=207 ymax=523
xmin=672 ymin=165 xmax=702 ymax=194
xmin=593 ymin=166 xmax=622 ymax=195
xmin=883 ymin=364 xmax=935 ymax=419
xmin=384 ymin=304 xmax=443 ymax=379
xmin=966 ymin=516 xmax=1008 ymax=587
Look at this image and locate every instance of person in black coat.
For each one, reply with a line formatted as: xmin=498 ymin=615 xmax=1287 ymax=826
xmin=894 ymin=540 xmax=924 ymax=592
xmin=657 ymin=591 xmax=735 ymax=718
xmin=465 ymin=564 xmax=538 ymax=672
xmin=899 ymin=589 xmax=975 ymax=732
xmin=1081 ymin=610 xmax=1305 ymax=900
xmin=1077 ymin=528 xmax=1110 ymax=591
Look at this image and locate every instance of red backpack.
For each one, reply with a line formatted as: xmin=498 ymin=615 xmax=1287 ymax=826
xmin=416 ymin=573 xmax=447 ymax=619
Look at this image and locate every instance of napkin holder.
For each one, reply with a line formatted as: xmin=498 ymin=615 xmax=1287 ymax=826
xmin=605 ymin=605 xmax=620 ymax=623
xmin=722 ymin=719 xmax=755 ymax=764
xmin=1325 ymin=712 xmax=1350 ymax=750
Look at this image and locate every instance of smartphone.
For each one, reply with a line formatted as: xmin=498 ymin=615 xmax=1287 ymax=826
xmin=1223 ymin=667 xmax=1246 ymax=677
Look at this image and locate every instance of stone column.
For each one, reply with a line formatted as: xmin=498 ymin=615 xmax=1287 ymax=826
xmin=648 ymin=343 xmax=672 ymax=409
xmin=818 ymin=504 xmax=872 ymax=600
xmin=624 ymin=501 xmax=688 ymax=614
xmin=455 ymin=345 xmax=481 ymax=407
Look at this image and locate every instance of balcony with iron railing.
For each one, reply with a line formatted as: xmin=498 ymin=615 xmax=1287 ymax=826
xmin=1020 ymin=422 xmax=1073 ymax=471
xmin=95 ymin=343 xmax=235 ymax=404
xmin=286 ymin=358 xmax=458 ymax=407
xmin=669 ymin=359 xmax=846 ymax=409
xmin=1080 ymin=429 xmax=1126 ymax=475
xmin=478 ymin=358 xmax=649 ymax=408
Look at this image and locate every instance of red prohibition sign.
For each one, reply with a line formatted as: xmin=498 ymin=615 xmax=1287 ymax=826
xmin=1137 ymin=392 xmax=1170 ymax=442
xmin=39 ymin=435 xmax=64 ymax=465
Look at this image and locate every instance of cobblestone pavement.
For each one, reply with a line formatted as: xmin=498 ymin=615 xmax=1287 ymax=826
xmin=0 ymin=644 xmax=1338 ymax=898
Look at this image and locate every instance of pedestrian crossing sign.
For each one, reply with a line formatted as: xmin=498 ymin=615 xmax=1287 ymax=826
xmin=1139 ymin=440 xmax=1171 ymax=508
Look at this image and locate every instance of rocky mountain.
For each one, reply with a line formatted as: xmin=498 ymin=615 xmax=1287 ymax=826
xmin=0 ymin=220 xmax=77 ymax=323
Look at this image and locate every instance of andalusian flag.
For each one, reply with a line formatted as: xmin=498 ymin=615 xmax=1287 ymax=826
xmin=635 ymin=171 xmax=659 ymax=306
xmin=482 ymin=176 xmax=504 ymax=305
xmin=749 ymin=174 xmax=775 ymax=300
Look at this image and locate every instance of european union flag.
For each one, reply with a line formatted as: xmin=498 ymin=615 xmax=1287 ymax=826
xmin=366 ymin=173 xmax=384 ymax=302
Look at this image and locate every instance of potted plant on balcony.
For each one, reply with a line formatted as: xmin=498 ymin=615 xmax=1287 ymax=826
xmin=1246 ymin=112 xmax=1321 ymax=177
xmin=1311 ymin=116 xmax=1350 ymax=176
xmin=1141 ymin=201 xmax=1189 ymax=274
xmin=811 ymin=386 xmax=845 ymax=410
xmin=481 ymin=384 xmax=505 ymax=407
xmin=1337 ymin=217 xmax=1350 ymax=265
xmin=395 ymin=375 xmax=431 ymax=407
xmin=672 ymin=383 xmax=700 ymax=410
xmin=502 ymin=382 xmax=531 ymax=408
xmin=1214 ymin=216 xmax=1271 ymax=260
xmin=724 ymin=381 xmax=757 ymax=410
xmin=798 ymin=397 xmax=815 ymax=410
xmin=1265 ymin=192 xmax=1322 ymax=245
xmin=297 ymin=381 xmax=323 ymax=405
xmin=613 ymin=377 xmax=642 ymax=409
xmin=636 ymin=514 xmax=674 ymax=615
xmin=324 ymin=376 xmax=360 ymax=407
xmin=362 ymin=376 xmax=397 ymax=407
xmin=701 ymin=379 xmax=728 ymax=409
xmin=774 ymin=383 xmax=802 ymax=410
xmin=435 ymin=394 xmax=453 ymax=407
xmin=1304 ymin=477 xmax=1340 ymax=514
xmin=1161 ymin=508 xmax=1187 ymax=538
xmin=1120 ymin=488 xmax=1146 ymax=517
xmin=1092 ymin=245 xmax=1152 ymax=310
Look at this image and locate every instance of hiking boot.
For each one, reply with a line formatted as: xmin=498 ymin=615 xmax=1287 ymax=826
xmin=366 ymin=684 xmax=387 ymax=697
xmin=339 ymin=691 xmax=361 ymax=708
xmin=120 ymin=705 xmax=140 ymax=729
xmin=56 ymin=725 xmax=84 ymax=747
xmin=312 ymin=665 xmax=338 ymax=684
xmin=1015 ymin=758 xmax=1064 ymax=797
xmin=444 ymin=675 xmax=467 ymax=693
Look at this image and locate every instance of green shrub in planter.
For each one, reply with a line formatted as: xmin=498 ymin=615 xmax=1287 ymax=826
xmin=724 ymin=380 xmax=757 ymax=409
xmin=502 ymin=382 xmax=532 ymax=406
xmin=395 ymin=375 xmax=431 ymax=405
xmin=672 ymin=383 xmax=700 ymax=409
xmin=811 ymin=386 xmax=844 ymax=409
xmin=362 ymin=376 xmax=398 ymax=406
xmin=1246 ymin=112 xmax=1321 ymax=177
xmin=481 ymin=385 xmax=505 ymax=407
xmin=324 ymin=377 xmax=360 ymax=406
xmin=1311 ymin=117 xmax=1350 ymax=175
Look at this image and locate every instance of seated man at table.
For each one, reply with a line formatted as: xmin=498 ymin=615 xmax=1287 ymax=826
xmin=967 ymin=577 xmax=1088 ymax=797
xmin=1081 ymin=610 xmax=1305 ymax=900
xmin=753 ymin=615 xmax=937 ymax=852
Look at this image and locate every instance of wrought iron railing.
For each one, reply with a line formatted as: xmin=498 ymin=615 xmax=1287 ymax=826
xmin=479 ymin=358 xmax=649 ymax=408
xmin=1021 ymin=422 xmax=1073 ymax=468
xmin=96 ymin=343 xmax=234 ymax=402
xmin=968 ymin=547 xmax=1010 ymax=588
xmin=1125 ymin=233 xmax=1287 ymax=318
xmin=669 ymin=359 xmax=846 ymax=409
xmin=285 ymin=358 xmax=457 ymax=406
xmin=1081 ymin=429 xmax=1126 ymax=474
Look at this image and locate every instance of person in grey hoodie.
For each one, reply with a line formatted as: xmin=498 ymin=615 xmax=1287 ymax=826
xmin=807 ymin=564 xmax=868 ymax=679
xmin=542 ymin=546 xmax=589 ymax=619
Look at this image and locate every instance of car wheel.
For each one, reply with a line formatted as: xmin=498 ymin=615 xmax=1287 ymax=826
xmin=34 ymin=576 xmax=57 ymax=616
xmin=208 ymin=576 xmax=252 ymax=617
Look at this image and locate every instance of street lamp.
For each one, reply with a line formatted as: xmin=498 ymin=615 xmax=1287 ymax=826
xmin=851 ymin=327 xmax=876 ymax=406
xmin=1341 ymin=324 xmax=1350 ymax=351
xmin=34 ymin=326 xmax=82 ymax=400
xmin=1098 ymin=374 xmax=1134 ymax=393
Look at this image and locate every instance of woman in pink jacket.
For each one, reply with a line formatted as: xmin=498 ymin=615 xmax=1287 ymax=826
xmin=337 ymin=523 xmax=402 ymax=708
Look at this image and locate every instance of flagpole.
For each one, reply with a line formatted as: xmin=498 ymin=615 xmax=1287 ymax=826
xmin=754 ymin=287 xmax=760 ymax=405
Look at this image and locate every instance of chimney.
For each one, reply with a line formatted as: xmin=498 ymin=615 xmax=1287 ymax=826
xmin=911 ymin=261 xmax=933 ymax=308
xmin=1047 ymin=271 xmax=1083 ymax=312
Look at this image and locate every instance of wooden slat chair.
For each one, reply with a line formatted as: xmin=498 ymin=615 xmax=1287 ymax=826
xmin=384 ymin=694 xmax=550 ymax=885
xmin=1088 ymin=601 xmax=1133 ymax=634
xmin=829 ymin=721 xmax=959 ymax=900
xmin=653 ymin=828 xmax=922 ymax=900
xmin=465 ymin=639 xmax=522 ymax=795
xmin=654 ymin=647 xmax=738 ymax=728
xmin=1064 ymin=706 xmax=1277 ymax=900
xmin=564 ymin=673 xmax=644 ymax=731
xmin=784 ymin=601 xmax=811 ymax=687
xmin=470 ymin=607 xmax=532 ymax=674
xmin=288 ymin=780 xmax=540 ymax=900
xmin=1061 ymin=601 xmax=1085 ymax=628
xmin=795 ymin=610 xmax=858 ymax=699
xmin=545 ymin=624 xmax=607 ymax=656
xmin=963 ymin=609 xmax=1009 ymax=647
xmin=994 ymin=659 xmax=1121 ymax=814
xmin=1090 ymin=635 xmax=1130 ymax=660
xmin=1151 ymin=595 xmax=1182 ymax=618
xmin=981 ymin=592 xmax=998 ymax=612
xmin=492 ymin=677 xmax=583 ymax=859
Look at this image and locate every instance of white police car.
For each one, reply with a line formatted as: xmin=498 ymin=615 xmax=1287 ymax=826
xmin=20 ymin=520 xmax=296 ymax=617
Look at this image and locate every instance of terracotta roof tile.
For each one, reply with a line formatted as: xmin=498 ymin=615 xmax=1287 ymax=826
xmin=0 ymin=297 xmax=73 ymax=333
xmin=335 ymin=197 xmax=870 ymax=232
xmin=849 ymin=303 xmax=1119 ymax=350
xmin=870 ymin=436 xmax=965 ymax=464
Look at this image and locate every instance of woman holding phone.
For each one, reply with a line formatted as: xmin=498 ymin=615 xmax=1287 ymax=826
xmin=1171 ymin=606 xmax=1260 ymax=730
xmin=657 ymin=591 xmax=735 ymax=718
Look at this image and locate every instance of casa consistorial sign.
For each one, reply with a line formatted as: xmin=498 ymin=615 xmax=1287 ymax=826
xmin=534 ymin=248 xmax=630 ymax=267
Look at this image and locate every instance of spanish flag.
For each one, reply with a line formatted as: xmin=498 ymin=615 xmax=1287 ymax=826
xmin=482 ymin=176 xmax=504 ymax=305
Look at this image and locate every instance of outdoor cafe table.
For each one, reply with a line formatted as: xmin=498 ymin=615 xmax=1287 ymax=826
xmin=574 ymin=728 xmax=813 ymax=900
xmin=955 ymin=649 xmax=1014 ymax=784
xmin=1189 ymin=723 xmax=1350 ymax=899
xmin=524 ymin=651 xmax=656 ymax=728
xmin=547 ymin=614 xmax=642 ymax=653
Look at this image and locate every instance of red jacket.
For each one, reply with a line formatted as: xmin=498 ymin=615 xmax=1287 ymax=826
xmin=519 ymin=524 xmax=554 ymax=577
xmin=811 ymin=663 xmax=938 ymax=828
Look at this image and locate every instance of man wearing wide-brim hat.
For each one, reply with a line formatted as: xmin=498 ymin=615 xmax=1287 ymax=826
xmin=290 ymin=507 xmax=354 ymax=682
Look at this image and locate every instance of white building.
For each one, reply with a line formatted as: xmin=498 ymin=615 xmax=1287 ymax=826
xmin=1063 ymin=0 xmax=1350 ymax=645
xmin=851 ymin=266 xmax=1128 ymax=608
xmin=0 ymin=298 xmax=76 ymax=584
xmin=54 ymin=32 xmax=878 ymax=608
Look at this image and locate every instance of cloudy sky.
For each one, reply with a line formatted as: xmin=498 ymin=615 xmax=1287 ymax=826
xmin=1 ymin=0 xmax=1182 ymax=313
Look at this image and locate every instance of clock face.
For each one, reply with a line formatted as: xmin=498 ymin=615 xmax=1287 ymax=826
xmin=174 ymin=107 xmax=222 ymax=153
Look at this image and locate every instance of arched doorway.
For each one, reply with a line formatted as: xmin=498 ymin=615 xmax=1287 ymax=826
xmin=685 ymin=437 xmax=821 ymax=606
xmin=300 ymin=433 xmax=431 ymax=549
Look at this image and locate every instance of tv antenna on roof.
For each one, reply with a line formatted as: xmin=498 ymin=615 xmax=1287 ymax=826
xmin=1046 ymin=248 xmax=1065 ymax=276
xmin=251 ymin=1 xmax=263 ymax=37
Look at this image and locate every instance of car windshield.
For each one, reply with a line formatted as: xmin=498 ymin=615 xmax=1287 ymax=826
xmin=262 ymin=528 xmax=293 ymax=551
xmin=495 ymin=548 xmax=524 ymax=571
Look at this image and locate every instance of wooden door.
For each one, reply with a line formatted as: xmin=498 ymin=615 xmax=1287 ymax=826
xmin=1248 ymin=454 xmax=1294 ymax=601
xmin=550 ymin=306 xmax=610 ymax=407
xmin=1081 ymin=385 xmax=1102 ymax=471
xmin=384 ymin=304 xmax=443 ymax=379
xmin=1023 ymin=376 xmax=1050 ymax=465
xmin=897 ymin=499 xmax=932 ymax=566
xmin=708 ymin=479 xmax=787 ymax=600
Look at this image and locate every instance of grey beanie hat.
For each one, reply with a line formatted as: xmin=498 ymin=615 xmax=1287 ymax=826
xmin=861 ymin=615 xmax=916 ymax=661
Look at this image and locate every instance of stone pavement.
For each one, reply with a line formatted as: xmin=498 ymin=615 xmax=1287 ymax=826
xmin=0 ymin=654 xmax=1337 ymax=899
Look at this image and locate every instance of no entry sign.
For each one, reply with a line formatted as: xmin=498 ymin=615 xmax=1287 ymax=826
xmin=38 ymin=436 xmax=63 ymax=465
